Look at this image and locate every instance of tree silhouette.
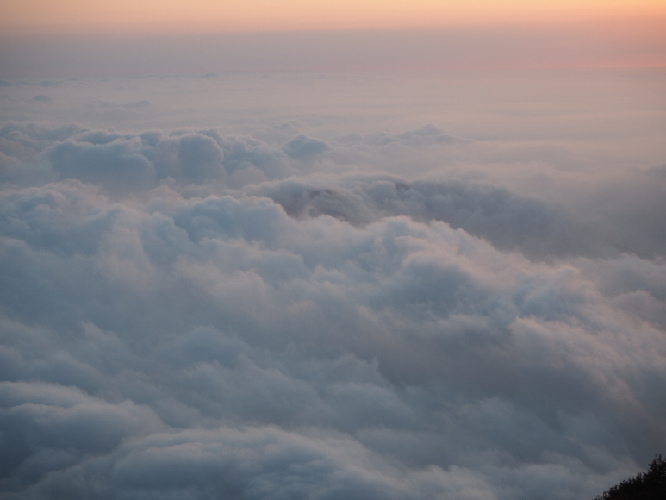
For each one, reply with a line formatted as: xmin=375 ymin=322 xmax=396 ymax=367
xmin=594 ymin=454 xmax=666 ymax=500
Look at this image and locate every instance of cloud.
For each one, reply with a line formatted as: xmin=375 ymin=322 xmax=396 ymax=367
xmin=283 ymin=134 xmax=329 ymax=159
xmin=2 ymin=423 xmax=501 ymax=500
xmin=0 ymin=126 xmax=294 ymax=193
xmin=0 ymin=104 xmax=664 ymax=500
xmin=153 ymin=132 xmax=226 ymax=184
xmin=30 ymin=95 xmax=51 ymax=103
xmin=5 ymin=119 xmax=660 ymax=260
xmin=364 ymin=125 xmax=456 ymax=147
xmin=48 ymin=136 xmax=157 ymax=195
xmin=251 ymin=172 xmax=641 ymax=260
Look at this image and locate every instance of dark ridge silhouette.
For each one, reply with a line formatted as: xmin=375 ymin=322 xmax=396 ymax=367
xmin=594 ymin=455 xmax=666 ymax=500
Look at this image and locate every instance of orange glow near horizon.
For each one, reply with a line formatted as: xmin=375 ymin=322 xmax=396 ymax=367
xmin=2 ymin=0 xmax=666 ymax=35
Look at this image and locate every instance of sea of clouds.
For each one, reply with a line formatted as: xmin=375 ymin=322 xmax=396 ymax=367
xmin=1 ymin=66 xmax=665 ymax=499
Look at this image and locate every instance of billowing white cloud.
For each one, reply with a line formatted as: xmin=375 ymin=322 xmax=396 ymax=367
xmin=1 ymin=66 xmax=665 ymax=500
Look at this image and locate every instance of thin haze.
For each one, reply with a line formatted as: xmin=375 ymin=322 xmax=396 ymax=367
xmin=1 ymin=3 xmax=665 ymax=500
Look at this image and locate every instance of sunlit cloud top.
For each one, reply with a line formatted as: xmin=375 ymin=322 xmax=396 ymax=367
xmin=3 ymin=0 xmax=666 ymax=35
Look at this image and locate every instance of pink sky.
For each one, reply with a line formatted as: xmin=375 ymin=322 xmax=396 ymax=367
xmin=1 ymin=1 xmax=664 ymax=76
xmin=3 ymin=0 xmax=666 ymax=34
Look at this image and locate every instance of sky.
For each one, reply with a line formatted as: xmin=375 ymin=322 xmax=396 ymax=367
xmin=2 ymin=0 xmax=666 ymax=34
xmin=1 ymin=2 xmax=666 ymax=500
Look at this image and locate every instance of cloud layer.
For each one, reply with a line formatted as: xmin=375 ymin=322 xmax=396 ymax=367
xmin=1 ymin=74 xmax=665 ymax=500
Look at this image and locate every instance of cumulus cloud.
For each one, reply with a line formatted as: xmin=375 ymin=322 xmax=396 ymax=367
xmin=4 ymin=121 xmax=663 ymax=260
xmin=48 ymin=136 xmax=157 ymax=195
xmin=0 ymin=67 xmax=665 ymax=500
xmin=283 ymin=134 xmax=329 ymax=159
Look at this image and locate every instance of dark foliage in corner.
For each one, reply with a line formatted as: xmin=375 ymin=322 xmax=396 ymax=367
xmin=595 ymin=455 xmax=666 ymax=500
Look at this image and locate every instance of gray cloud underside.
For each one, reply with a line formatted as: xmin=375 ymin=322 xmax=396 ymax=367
xmin=1 ymin=123 xmax=665 ymax=499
